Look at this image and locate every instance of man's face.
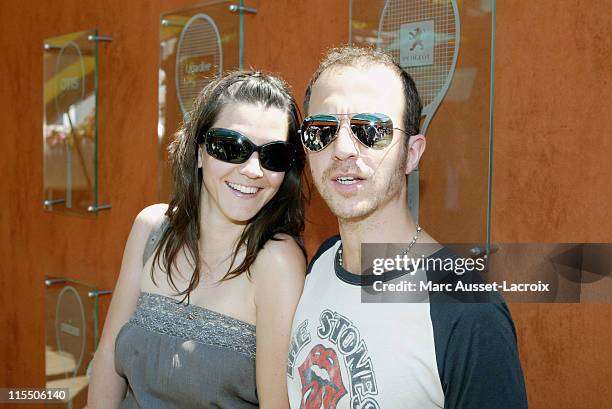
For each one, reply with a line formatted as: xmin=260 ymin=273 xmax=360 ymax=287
xmin=306 ymin=64 xmax=409 ymax=221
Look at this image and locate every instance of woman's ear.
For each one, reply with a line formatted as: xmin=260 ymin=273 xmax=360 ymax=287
xmin=197 ymin=145 xmax=203 ymax=169
xmin=405 ymin=134 xmax=426 ymax=175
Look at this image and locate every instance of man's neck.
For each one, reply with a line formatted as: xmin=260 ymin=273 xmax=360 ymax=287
xmin=338 ymin=203 xmax=419 ymax=275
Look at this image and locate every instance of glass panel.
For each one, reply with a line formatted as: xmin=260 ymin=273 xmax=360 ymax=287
xmin=158 ymin=1 xmax=241 ymax=201
xmin=350 ymin=0 xmax=495 ymax=245
xmin=43 ymin=29 xmax=98 ymax=216
xmin=45 ymin=277 xmax=99 ymax=408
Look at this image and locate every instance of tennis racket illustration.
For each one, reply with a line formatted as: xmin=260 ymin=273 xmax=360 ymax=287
xmin=377 ymin=0 xmax=460 ymax=135
xmin=55 ymin=286 xmax=86 ymax=378
xmin=54 ymin=40 xmax=90 ymax=209
xmin=176 ymin=13 xmax=223 ymax=118
xmin=377 ymin=0 xmax=460 ymax=219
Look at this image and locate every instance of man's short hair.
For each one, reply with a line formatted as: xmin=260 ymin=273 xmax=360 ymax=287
xmin=304 ymin=46 xmax=423 ymax=138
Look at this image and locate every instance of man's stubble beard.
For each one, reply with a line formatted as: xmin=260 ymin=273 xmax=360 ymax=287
xmin=312 ymin=145 xmax=408 ymax=223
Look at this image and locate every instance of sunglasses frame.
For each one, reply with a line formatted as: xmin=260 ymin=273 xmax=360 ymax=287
xmin=299 ymin=112 xmax=407 ymax=153
xmin=203 ymin=127 xmax=295 ymax=172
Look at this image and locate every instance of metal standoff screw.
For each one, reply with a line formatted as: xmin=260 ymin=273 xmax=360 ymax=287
xmin=87 ymin=204 xmax=112 ymax=213
xmin=469 ymin=244 xmax=499 ymax=258
xmin=45 ymin=277 xmax=67 ymax=287
xmin=43 ymin=198 xmax=66 ymax=207
xmin=88 ymin=290 xmax=113 ymax=298
xmin=43 ymin=43 xmax=63 ymax=50
xmin=161 ymin=19 xmax=185 ymax=27
xmin=87 ymin=35 xmax=113 ymax=42
xmin=229 ymin=4 xmax=257 ymax=14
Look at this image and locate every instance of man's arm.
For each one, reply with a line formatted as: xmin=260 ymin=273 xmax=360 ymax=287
xmin=432 ymin=302 xmax=528 ymax=409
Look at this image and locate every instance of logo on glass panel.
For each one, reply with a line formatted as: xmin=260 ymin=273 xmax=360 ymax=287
xmin=400 ymin=20 xmax=434 ymax=67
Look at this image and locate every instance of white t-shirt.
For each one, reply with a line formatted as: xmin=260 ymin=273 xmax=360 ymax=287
xmin=286 ymin=236 xmax=527 ymax=409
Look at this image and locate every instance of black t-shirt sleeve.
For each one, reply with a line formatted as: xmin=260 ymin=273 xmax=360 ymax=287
xmin=431 ymin=302 xmax=528 ymax=409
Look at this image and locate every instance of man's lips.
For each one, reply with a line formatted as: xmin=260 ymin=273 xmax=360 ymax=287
xmin=330 ymin=173 xmax=366 ymax=190
xmin=331 ymin=172 xmax=366 ymax=185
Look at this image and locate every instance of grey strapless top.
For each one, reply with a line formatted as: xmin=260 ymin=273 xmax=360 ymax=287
xmin=115 ymin=293 xmax=258 ymax=408
xmin=114 ymin=217 xmax=258 ymax=408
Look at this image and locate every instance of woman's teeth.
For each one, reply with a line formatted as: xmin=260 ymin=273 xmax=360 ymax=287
xmin=227 ymin=182 xmax=260 ymax=194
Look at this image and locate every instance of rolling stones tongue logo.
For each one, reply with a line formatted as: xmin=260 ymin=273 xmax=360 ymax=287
xmin=298 ymin=344 xmax=347 ymax=409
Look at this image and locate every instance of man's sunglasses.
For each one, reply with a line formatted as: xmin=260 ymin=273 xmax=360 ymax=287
xmin=300 ymin=113 xmax=405 ymax=152
xmin=203 ymin=128 xmax=294 ymax=172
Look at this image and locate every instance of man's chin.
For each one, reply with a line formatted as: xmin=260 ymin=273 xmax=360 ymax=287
xmin=329 ymin=202 xmax=376 ymax=223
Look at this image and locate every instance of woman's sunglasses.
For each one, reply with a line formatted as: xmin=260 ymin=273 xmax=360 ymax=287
xmin=300 ymin=113 xmax=405 ymax=152
xmin=203 ymin=128 xmax=294 ymax=172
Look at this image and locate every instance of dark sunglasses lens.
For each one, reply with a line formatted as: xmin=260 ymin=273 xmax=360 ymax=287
xmin=301 ymin=115 xmax=339 ymax=151
xmin=260 ymin=143 xmax=293 ymax=172
xmin=350 ymin=113 xmax=394 ymax=149
xmin=205 ymin=129 xmax=251 ymax=163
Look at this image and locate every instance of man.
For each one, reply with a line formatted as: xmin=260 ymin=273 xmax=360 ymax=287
xmin=286 ymin=47 xmax=528 ymax=409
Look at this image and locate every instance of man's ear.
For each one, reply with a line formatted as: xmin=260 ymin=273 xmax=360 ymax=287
xmin=405 ymin=134 xmax=426 ymax=175
xmin=197 ymin=145 xmax=203 ymax=168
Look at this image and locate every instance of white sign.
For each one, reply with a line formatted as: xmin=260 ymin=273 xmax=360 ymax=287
xmin=400 ymin=20 xmax=434 ymax=68
xmin=60 ymin=322 xmax=80 ymax=337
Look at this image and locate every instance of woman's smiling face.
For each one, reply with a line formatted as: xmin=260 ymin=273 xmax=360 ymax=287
xmin=199 ymin=102 xmax=289 ymax=224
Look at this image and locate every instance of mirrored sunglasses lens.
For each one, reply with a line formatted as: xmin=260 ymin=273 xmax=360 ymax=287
xmin=206 ymin=131 xmax=251 ymax=163
xmin=301 ymin=116 xmax=339 ymax=151
xmin=350 ymin=114 xmax=393 ymax=149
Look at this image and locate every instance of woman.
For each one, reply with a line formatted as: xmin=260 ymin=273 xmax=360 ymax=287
xmin=88 ymin=71 xmax=307 ymax=408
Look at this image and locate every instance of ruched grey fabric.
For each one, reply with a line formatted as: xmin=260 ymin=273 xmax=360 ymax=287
xmin=115 ymin=292 xmax=258 ymax=408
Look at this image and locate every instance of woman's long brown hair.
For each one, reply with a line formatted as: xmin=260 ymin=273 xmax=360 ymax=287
xmin=151 ymin=71 xmax=306 ymax=301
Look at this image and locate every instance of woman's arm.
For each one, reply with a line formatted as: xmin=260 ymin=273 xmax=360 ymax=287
xmin=253 ymin=235 xmax=307 ymax=409
xmin=87 ymin=204 xmax=167 ymax=409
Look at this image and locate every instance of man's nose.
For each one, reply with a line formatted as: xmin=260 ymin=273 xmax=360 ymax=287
xmin=239 ymin=153 xmax=264 ymax=178
xmin=332 ymin=124 xmax=360 ymax=161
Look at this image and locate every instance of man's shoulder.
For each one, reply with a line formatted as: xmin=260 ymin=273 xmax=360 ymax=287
xmin=430 ymin=300 xmax=527 ymax=408
xmin=430 ymin=300 xmax=515 ymax=337
xmin=306 ymin=235 xmax=341 ymax=275
xmin=422 ymin=246 xmax=518 ymax=347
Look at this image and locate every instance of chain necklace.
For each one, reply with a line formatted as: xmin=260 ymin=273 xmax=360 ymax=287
xmin=337 ymin=225 xmax=422 ymax=267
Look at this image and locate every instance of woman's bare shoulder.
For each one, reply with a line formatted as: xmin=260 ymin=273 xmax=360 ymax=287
xmin=128 ymin=204 xmax=167 ymax=237
xmin=251 ymin=234 xmax=306 ymax=289
xmin=134 ymin=203 xmax=169 ymax=228
xmin=260 ymin=234 xmax=305 ymax=267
